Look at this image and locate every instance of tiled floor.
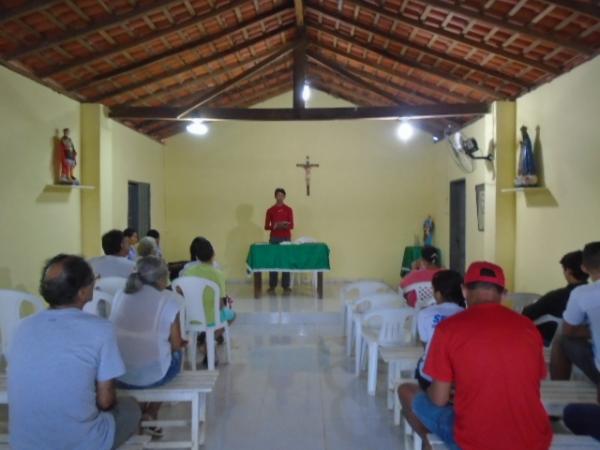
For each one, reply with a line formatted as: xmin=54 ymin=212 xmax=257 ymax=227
xmin=160 ymin=282 xmax=407 ymax=450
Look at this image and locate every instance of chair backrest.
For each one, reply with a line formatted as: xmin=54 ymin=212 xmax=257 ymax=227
xmin=295 ymin=236 xmax=317 ymax=244
xmin=341 ymin=281 xmax=393 ymax=304
xmin=534 ymin=314 xmax=563 ymax=348
xmin=0 ymin=289 xmax=46 ymax=359
xmin=363 ymin=307 xmax=416 ymax=345
xmin=95 ymin=276 xmax=127 ymax=296
xmin=83 ymin=289 xmax=114 ymax=318
xmin=171 ymin=276 xmax=221 ymax=329
xmin=353 ymin=292 xmax=405 ymax=314
xmin=507 ymin=292 xmax=540 ymax=313
xmin=401 ymin=281 xmax=435 ymax=309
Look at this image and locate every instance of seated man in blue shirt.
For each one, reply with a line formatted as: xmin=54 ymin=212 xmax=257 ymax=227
xmin=8 ymin=254 xmax=141 ymax=450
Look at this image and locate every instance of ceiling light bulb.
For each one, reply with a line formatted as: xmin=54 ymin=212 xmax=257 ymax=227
xmin=186 ymin=119 xmax=209 ymax=136
xmin=302 ymin=84 xmax=311 ymax=102
xmin=396 ymin=121 xmax=414 ymax=141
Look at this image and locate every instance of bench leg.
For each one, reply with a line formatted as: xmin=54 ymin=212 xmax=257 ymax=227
xmin=198 ymin=393 xmax=207 ymax=445
xmin=367 ymin=342 xmax=378 ymax=396
xmin=394 ymin=389 xmax=402 ymax=425
xmin=191 ymin=393 xmax=199 ymax=450
xmin=188 ymin=331 xmax=198 ymax=371
xmin=387 ymin=362 xmax=396 ymax=410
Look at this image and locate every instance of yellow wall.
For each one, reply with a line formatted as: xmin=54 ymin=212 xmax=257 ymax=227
xmin=163 ymin=91 xmax=438 ymax=285
xmin=514 ymin=55 xmax=600 ymax=292
xmin=0 ymin=67 xmax=82 ymax=292
xmin=0 ymin=67 xmax=166 ymax=291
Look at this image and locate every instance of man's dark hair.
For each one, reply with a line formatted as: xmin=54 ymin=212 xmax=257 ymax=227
xmin=274 ymin=187 xmax=286 ymax=196
xmin=432 ymin=270 xmax=465 ymax=307
xmin=560 ymin=250 xmax=588 ymax=282
xmin=102 ymin=229 xmax=125 ymax=255
xmin=421 ymin=245 xmax=440 ymax=266
xmin=582 ymin=242 xmax=600 ymax=272
xmin=40 ymin=254 xmax=95 ymax=307
xmin=465 ymin=268 xmax=505 ymax=294
xmin=147 ymin=229 xmax=160 ymax=240
xmin=123 ymin=227 xmax=137 ymax=238
xmin=190 ymin=236 xmax=214 ymax=262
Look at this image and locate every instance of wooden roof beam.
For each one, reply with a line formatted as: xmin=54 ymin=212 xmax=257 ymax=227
xmin=311 ymin=26 xmax=501 ymax=99
xmin=422 ymin=0 xmax=594 ymax=54
xmin=68 ymin=4 xmax=292 ymax=92
xmin=294 ymin=0 xmax=305 ymax=26
xmin=38 ymin=0 xmax=257 ymax=79
xmin=293 ymin=27 xmax=307 ymax=109
xmin=339 ymin=0 xmax=560 ymax=75
xmin=0 ymin=1 xmax=62 ymax=26
xmin=309 ymin=40 xmax=465 ymax=103
xmin=89 ymin=25 xmax=295 ymax=102
xmin=109 ymin=103 xmax=490 ymax=121
xmin=4 ymin=0 xmax=185 ymax=60
xmin=307 ymin=4 xmax=531 ymax=91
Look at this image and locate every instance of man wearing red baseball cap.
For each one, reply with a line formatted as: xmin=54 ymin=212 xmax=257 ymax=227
xmin=409 ymin=261 xmax=551 ymax=450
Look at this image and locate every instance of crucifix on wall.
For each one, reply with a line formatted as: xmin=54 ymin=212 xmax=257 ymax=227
xmin=296 ymin=155 xmax=319 ymax=196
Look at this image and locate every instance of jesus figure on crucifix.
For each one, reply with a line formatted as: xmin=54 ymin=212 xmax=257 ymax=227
xmin=296 ymin=155 xmax=319 ymax=196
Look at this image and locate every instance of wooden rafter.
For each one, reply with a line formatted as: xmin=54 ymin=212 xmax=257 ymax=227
xmin=68 ymin=4 xmax=292 ymax=92
xmin=338 ymin=0 xmax=561 ymax=75
xmin=294 ymin=0 xmax=305 ymax=26
xmin=109 ymin=103 xmax=490 ymax=121
xmin=541 ymin=0 xmax=600 ymax=20
xmin=310 ymin=42 xmax=466 ymax=103
xmin=308 ymin=4 xmax=531 ymax=91
xmin=0 ymin=1 xmax=63 ymax=26
xmin=311 ymin=26 xmax=501 ymax=99
xmin=38 ymin=0 xmax=255 ymax=79
xmin=89 ymin=25 xmax=295 ymax=102
xmin=421 ymin=0 xmax=594 ymax=54
xmin=4 ymin=0 xmax=185 ymax=60
xmin=176 ymin=41 xmax=297 ymax=118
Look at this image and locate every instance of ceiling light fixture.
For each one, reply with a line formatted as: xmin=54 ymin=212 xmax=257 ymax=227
xmin=396 ymin=120 xmax=414 ymax=141
xmin=302 ymin=84 xmax=311 ymax=102
xmin=186 ymin=119 xmax=209 ymax=136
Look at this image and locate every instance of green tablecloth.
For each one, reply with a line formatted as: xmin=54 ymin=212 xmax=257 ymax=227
xmin=400 ymin=246 xmax=442 ymax=277
xmin=246 ymin=243 xmax=331 ymax=272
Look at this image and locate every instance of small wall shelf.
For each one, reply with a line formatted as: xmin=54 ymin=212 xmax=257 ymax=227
xmin=501 ymin=186 xmax=547 ymax=194
xmin=45 ymin=184 xmax=95 ymax=190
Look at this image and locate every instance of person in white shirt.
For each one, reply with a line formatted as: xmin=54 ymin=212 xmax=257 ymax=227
xmin=110 ymin=256 xmax=187 ymax=436
xmin=397 ymin=270 xmax=465 ymax=438
xmin=551 ymin=241 xmax=600 ymax=383
xmin=123 ymin=228 xmax=139 ymax=261
xmin=89 ymin=229 xmax=135 ymax=278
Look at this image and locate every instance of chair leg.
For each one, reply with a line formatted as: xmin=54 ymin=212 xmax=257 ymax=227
xmin=345 ymin=309 xmax=354 ymax=356
xmin=188 ymin=331 xmax=198 ymax=371
xmin=413 ymin=431 xmax=422 ymax=450
xmin=224 ymin=325 xmax=232 ymax=364
xmin=394 ymin=389 xmax=401 ymax=425
xmin=387 ymin=363 xmax=394 ymax=410
xmin=206 ymin=330 xmax=216 ymax=371
xmin=367 ymin=342 xmax=378 ymax=396
xmin=354 ymin=326 xmax=362 ymax=376
xmin=361 ymin=340 xmax=368 ymax=371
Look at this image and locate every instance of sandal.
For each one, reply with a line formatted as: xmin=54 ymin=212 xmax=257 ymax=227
xmin=141 ymin=414 xmax=164 ymax=438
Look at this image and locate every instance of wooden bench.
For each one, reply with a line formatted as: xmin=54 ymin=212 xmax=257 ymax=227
xmin=0 ymin=370 xmax=218 ymax=450
xmin=0 ymin=433 xmax=150 ymax=449
xmin=380 ymin=345 xmax=423 ymax=412
xmin=427 ymin=433 xmax=600 ymax=449
xmin=541 ymin=379 xmax=597 ymax=417
xmin=119 ymin=370 xmax=219 ymax=450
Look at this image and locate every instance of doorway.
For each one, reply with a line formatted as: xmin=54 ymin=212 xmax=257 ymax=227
xmin=128 ymin=181 xmax=151 ymax=236
xmin=449 ymin=179 xmax=466 ymax=274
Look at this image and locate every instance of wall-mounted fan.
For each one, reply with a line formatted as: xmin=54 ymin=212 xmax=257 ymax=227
xmin=447 ymin=131 xmax=493 ymax=173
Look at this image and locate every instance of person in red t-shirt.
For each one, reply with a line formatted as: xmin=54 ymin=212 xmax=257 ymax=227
xmin=264 ymin=187 xmax=294 ymax=294
xmin=406 ymin=261 xmax=552 ymax=450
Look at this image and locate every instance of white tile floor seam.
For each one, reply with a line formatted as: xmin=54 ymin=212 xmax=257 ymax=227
xmin=157 ymin=283 xmax=408 ymax=450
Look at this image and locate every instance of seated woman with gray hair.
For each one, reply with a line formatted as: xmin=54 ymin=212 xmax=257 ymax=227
xmin=110 ymin=256 xmax=187 ymax=436
xmin=136 ymin=236 xmax=160 ymax=259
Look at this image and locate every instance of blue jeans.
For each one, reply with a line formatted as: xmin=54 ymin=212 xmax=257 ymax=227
xmin=564 ymin=403 xmax=600 ymax=441
xmin=413 ymin=392 xmax=460 ymax=450
xmin=117 ymin=351 xmax=182 ymax=389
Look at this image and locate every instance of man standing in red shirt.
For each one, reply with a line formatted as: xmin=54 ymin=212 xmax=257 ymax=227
xmin=409 ymin=261 xmax=552 ymax=450
xmin=264 ymin=188 xmax=294 ymax=294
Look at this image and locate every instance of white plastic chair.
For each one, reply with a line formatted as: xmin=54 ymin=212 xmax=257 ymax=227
xmin=507 ymin=292 xmax=541 ymax=312
xmin=171 ymin=276 xmax=231 ymax=371
xmin=362 ymin=307 xmax=416 ymax=395
xmin=0 ymin=289 xmax=45 ymax=365
xmin=95 ymin=276 xmax=127 ymax=296
xmin=400 ymin=281 xmax=435 ymax=309
xmin=83 ymin=289 xmax=114 ymax=318
xmin=341 ymin=280 xmax=394 ymax=356
xmin=352 ymin=293 xmax=406 ymax=376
